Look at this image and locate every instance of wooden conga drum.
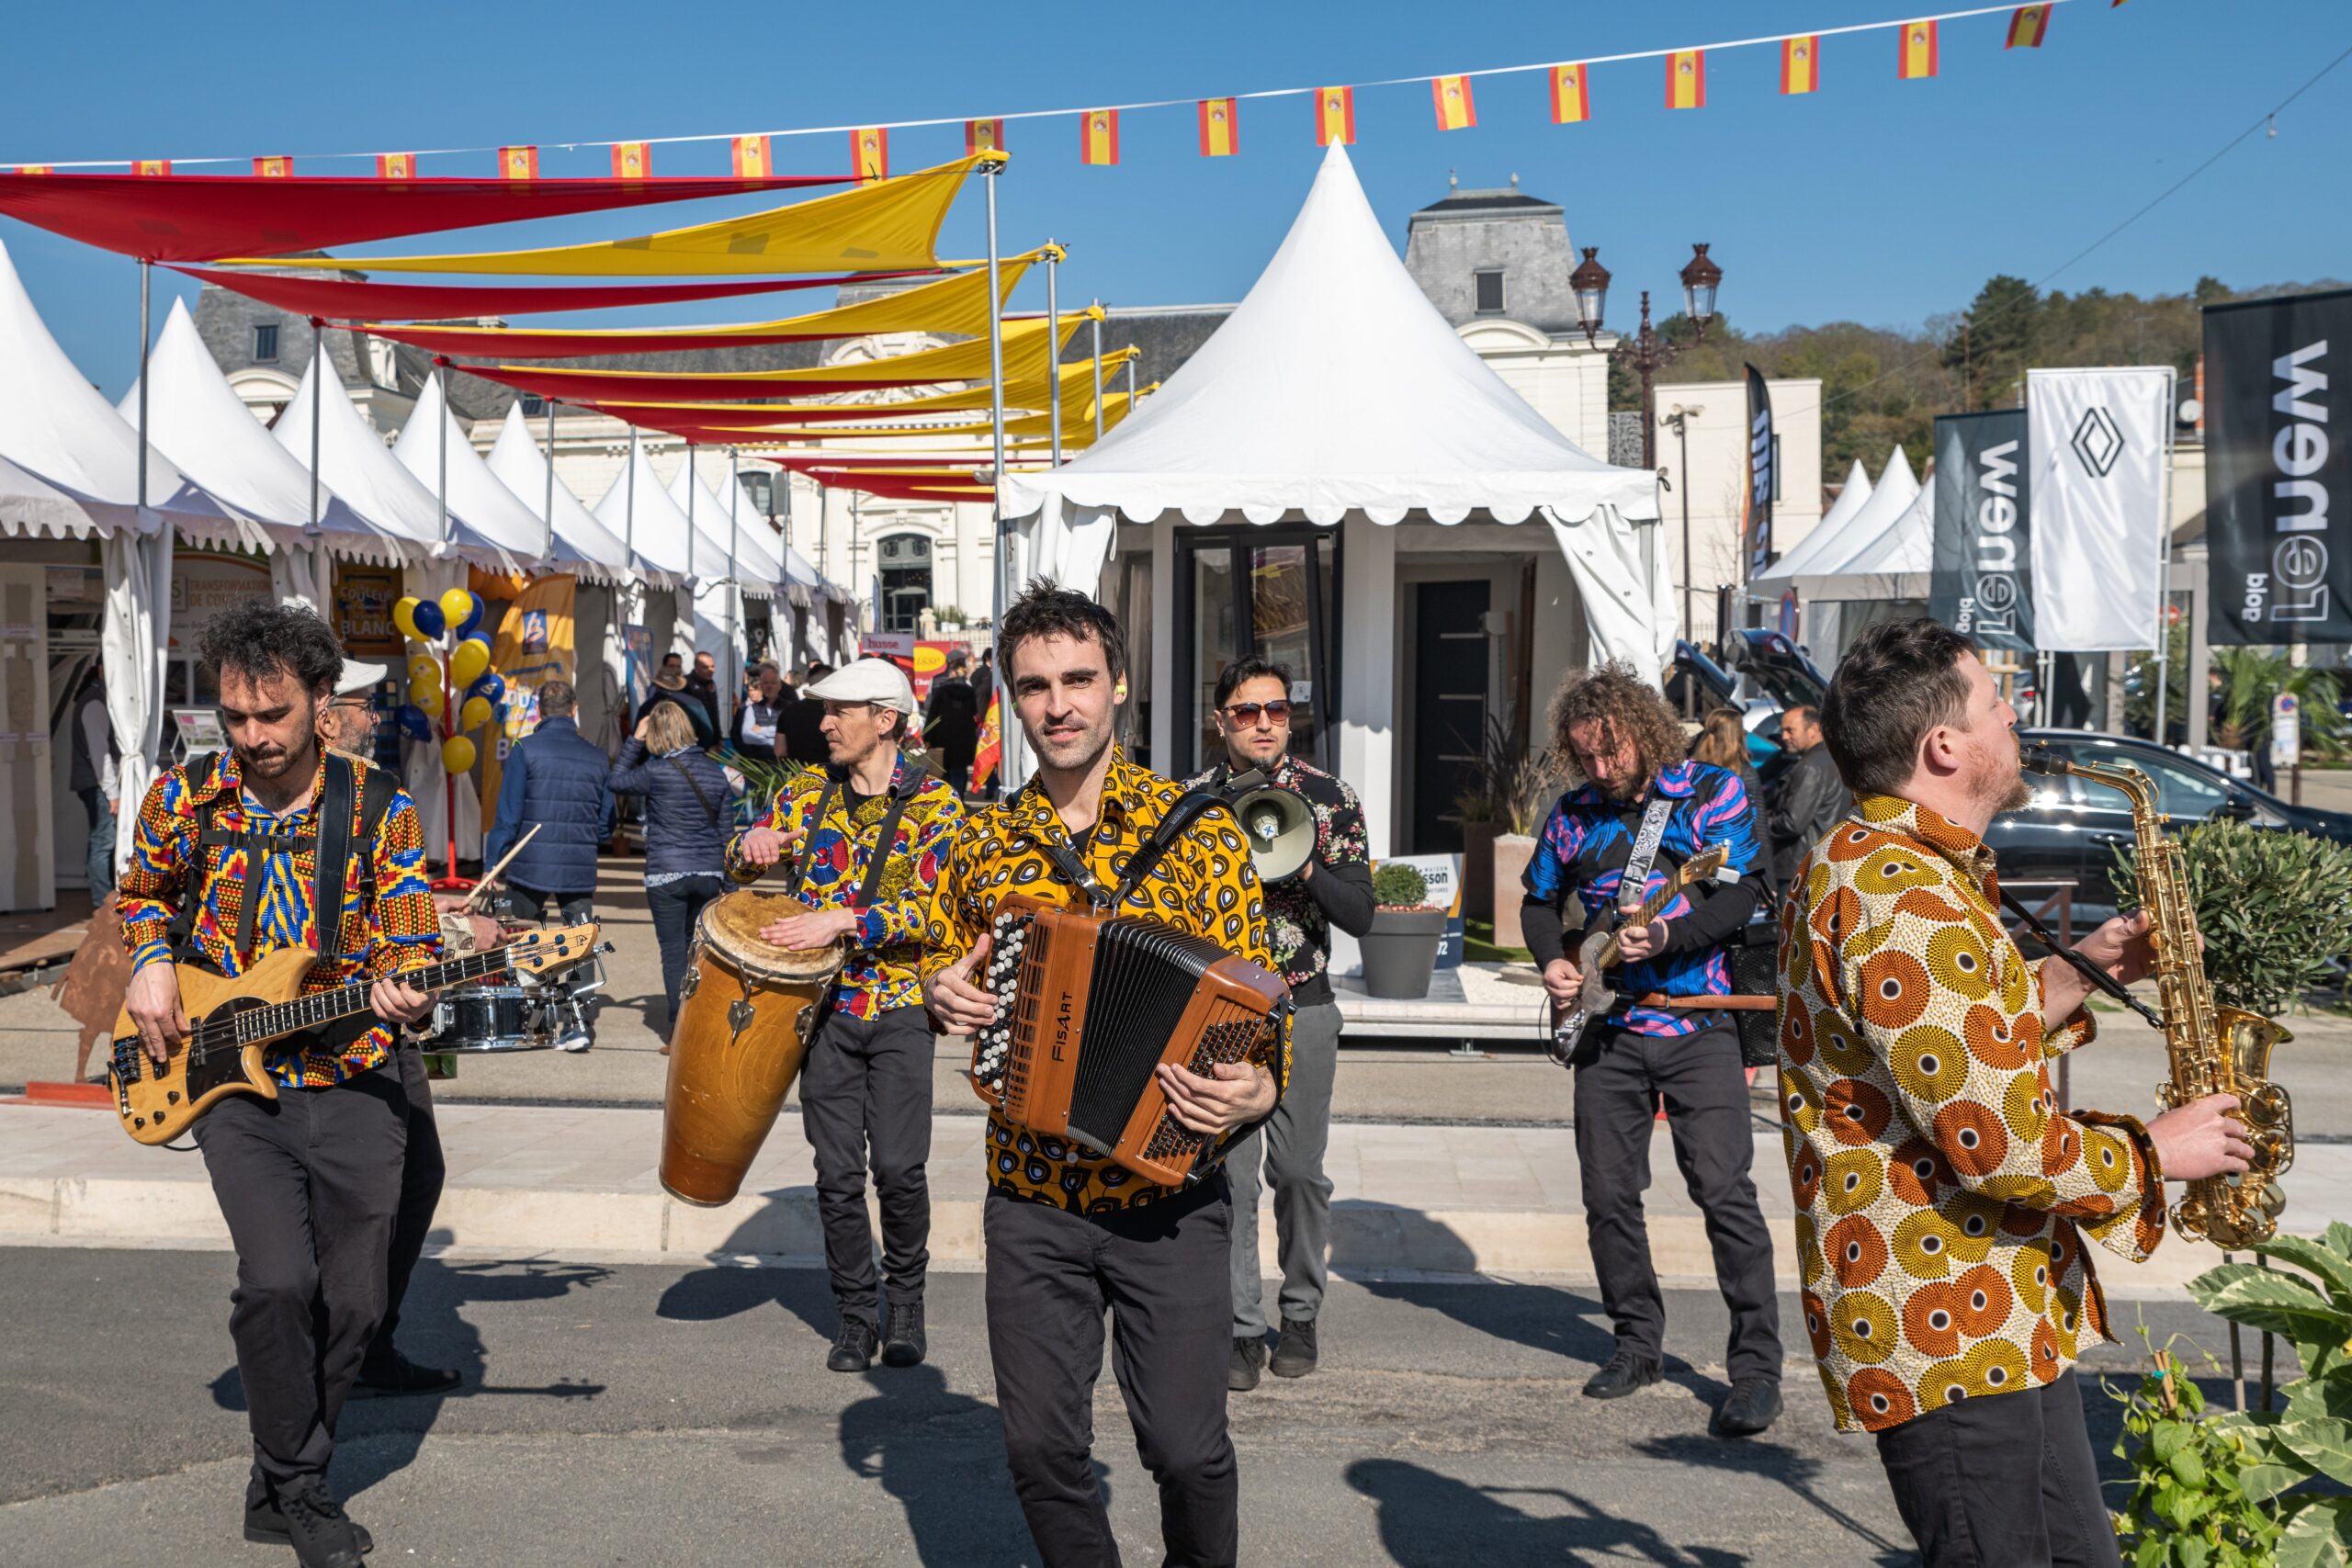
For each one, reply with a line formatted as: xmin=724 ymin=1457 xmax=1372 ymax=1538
xmin=659 ymin=890 xmax=844 ymax=1206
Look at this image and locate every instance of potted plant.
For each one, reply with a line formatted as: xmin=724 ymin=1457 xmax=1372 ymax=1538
xmin=1361 ymin=863 xmax=1449 ymax=1000
xmin=1453 ymin=781 xmax=1507 ymax=924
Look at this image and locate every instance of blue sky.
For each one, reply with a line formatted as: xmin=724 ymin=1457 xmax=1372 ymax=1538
xmin=5 ymin=0 xmax=2348 ymax=398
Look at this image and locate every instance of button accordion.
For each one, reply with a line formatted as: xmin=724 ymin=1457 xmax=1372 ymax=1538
xmin=968 ymin=893 xmax=1290 ymax=1187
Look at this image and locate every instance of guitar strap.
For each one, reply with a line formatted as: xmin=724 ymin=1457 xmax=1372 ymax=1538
xmin=1616 ymin=794 xmax=1678 ymax=918
xmin=786 ymin=761 xmax=922 ymax=909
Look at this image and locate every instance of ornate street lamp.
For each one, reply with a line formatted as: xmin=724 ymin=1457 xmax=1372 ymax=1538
xmin=1573 ymin=243 xmax=1726 ymax=470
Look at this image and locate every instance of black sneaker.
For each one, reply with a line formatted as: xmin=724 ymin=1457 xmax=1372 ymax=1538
xmin=1581 ymin=1350 xmax=1663 ymax=1400
xmin=246 ymin=1496 xmax=374 ymax=1555
xmin=1228 ymin=1336 xmax=1267 ymax=1392
xmin=882 ymin=1301 xmax=927 ymax=1368
xmin=1270 ymin=1317 xmax=1319 ymax=1379
xmin=352 ymin=1351 xmax=461 ymax=1398
xmin=827 ymin=1317 xmax=879 ymax=1373
xmin=272 ymin=1476 xmax=366 ymax=1568
xmin=1713 ymin=1376 xmax=1783 ymax=1438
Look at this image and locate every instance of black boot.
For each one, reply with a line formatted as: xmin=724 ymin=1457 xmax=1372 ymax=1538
xmin=827 ymin=1316 xmax=879 ymax=1372
xmin=882 ymin=1300 xmax=927 ymax=1368
xmin=1270 ymin=1317 xmax=1319 ymax=1378
xmin=246 ymin=1496 xmax=375 ymax=1555
xmin=1582 ymin=1350 xmax=1663 ymax=1399
xmin=1228 ymin=1336 xmax=1267 ymax=1392
xmin=1714 ymin=1376 xmax=1783 ymax=1437
xmin=352 ymin=1349 xmax=461 ymax=1398
xmin=272 ymin=1477 xmax=366 ymax=1568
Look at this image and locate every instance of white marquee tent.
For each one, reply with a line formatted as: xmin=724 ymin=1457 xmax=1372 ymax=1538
xmin=274 ymin=359 xmax=452 ymax=558
xmin=666 ymin=456 xmax=783 ymax=597
xmin=594 ymin=434 xmax=718 ymax=582
xmin=483 ymin=404 xmax=649 ymax=585
xmin=1755 ymin=446 xmax=1922 ymax=600
xmin=1810 ymin=458 xmax=1875 ymax=549
xmin=392 ymin=375 xmax=571 ymax=575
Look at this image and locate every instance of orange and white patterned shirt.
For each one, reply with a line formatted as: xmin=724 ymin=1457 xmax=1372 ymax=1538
xmin=1777 ymin=794 xmax=2165 ymax=1433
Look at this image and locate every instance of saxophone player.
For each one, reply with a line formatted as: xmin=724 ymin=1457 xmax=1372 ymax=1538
xmin=1781 ymin=619 xmax=2250 ymax=1568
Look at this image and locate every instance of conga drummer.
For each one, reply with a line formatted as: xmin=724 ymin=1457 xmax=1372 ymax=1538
xmin=729 ymin=658 xmax=964 ymax=1372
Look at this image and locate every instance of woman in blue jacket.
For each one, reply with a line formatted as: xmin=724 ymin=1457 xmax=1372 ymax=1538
xmin=608 ymin=700 xmax=740 ymax=1043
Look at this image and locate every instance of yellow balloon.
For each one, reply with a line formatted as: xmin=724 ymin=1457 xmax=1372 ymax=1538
xmin=406 ymin=656 xmax=439 ymax=692
xmin=441 ymin=736 xmax=477 ymax=774
xmin=391 ymin=596 xmax=422 ymax=641
xmin=413 ymin=685 xmax=445 ymax=718
xmin=450 ymin=638 xmax=491 ymax=687
xmin=438 ymin=587 xmax=474 ymax=630
xmin=460 ymin=695 xmax=493 ymax=731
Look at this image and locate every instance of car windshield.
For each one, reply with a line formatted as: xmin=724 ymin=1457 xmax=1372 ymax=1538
xmin=2059 ymin=742 xmax=2233 ymax=819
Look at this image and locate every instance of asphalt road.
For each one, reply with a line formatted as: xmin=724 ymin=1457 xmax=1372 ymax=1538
xmin=0 ymin=1247 xmax=2266 ymax=1568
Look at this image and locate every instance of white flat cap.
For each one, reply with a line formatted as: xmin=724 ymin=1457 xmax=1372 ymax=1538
xmin=805 ymin=656 xmax=917 ymax=716
xmin=335 ymin=660 xmax=388 ymax=698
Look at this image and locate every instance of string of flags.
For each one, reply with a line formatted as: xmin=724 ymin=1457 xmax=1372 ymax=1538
xmin=9 ymin=1 xmax=2120 ymax=175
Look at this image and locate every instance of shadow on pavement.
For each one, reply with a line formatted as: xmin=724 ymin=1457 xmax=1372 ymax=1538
xmin=834 ymin=1362 xmax=1042 ymax=1567
xmin=653 ymin=1247 xmax=837 ymax=1348
xmin=1346 ymin=1458 xmax=1757 ymax=1567
xmin=1335 ymin=1207 xmax=1619 ymax=1371
xmin=1629 ymin=1436 xmax=1913 ymax=1565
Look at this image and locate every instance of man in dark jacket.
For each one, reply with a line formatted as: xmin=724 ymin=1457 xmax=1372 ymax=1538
xmin=778 ymin=662 xmax=832 ymax=767
xmin=729 ymin=660 xmax=787 ymax=764
xmin=637 ymin=658 xmax=717 ymax=748
xmin=1765 ymin=703 xmax=1849 ymax=895
xmin=69 ymin=671 xmax=118 ymax=899
xmin=484 ymin=681 xmax=615 ymax=942
xmin=921 ymin=649 xmax=979 ymax=794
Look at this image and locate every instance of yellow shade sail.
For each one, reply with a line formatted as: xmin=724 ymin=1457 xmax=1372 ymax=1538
xmin=212 ymin=154 xmax=991 ymax=276
xmin=739 ymin=388 xmax=1145 ymax=447
xmin=593 ymin=348 xmax=1136 ymax=426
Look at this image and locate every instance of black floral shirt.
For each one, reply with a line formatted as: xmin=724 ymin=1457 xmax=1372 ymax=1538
xmin=1187 ymin=752 xmax=1371 ymax=1000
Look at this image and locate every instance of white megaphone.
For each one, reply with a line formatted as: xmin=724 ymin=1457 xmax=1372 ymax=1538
xmin=1224 ymin=769 xmax=1316 ymax=884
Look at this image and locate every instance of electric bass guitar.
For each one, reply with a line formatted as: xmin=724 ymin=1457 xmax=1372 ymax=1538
xmin=107 ymin=925 xmax=598 ymax=1145
xmin=1548 ymin=843 xmax=1731 ymax=1066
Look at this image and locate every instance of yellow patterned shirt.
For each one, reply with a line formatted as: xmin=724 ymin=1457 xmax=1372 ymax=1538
xmin=1778 ymin=794 xmax=2165 ymax=1433
xmin=920 ymin=747 xmax=1284 ymax=1214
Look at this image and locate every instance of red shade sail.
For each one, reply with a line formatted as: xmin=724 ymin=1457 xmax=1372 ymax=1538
xmin=459 ymin=361 xmax=943 ymax=402
xmin=169 ymin=265 xmax=940 ymax=321
xmin=0 ymin=172 xmax=851 ymax=263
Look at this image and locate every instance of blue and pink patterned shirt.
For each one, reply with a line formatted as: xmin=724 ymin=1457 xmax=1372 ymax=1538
xmin=1521 ymin=759 xmax=1762 ymax=1037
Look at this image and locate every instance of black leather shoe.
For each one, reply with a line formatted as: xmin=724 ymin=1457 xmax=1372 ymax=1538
xmin=271 ymin=1477 xmax=366 ymax=1568
xmin=1228 ymin=1336 xmax=1267 ymax=1392
xmin=1714 ymin=1376 xmax=1784 ymax=1437
xmin=1582 ymin=1351 xmax=1663 ymax=1399
xmin=352 ymin=1351 xmax=461 ymax=1398
xmin=882 ymin=1301 xmax=927 ymax=1368
xmin=827 ymin=1317 xmax=879 ymax=1372
xmin=1270 ymin=1317 xmax=1319 ymax=1379
xmin=246 ymin=1498 xmax=374 ymax=1555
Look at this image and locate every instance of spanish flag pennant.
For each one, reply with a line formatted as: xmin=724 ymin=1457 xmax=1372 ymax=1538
xmin=970 ymin=688 xmax=1002 ymax=789
xmin=376 ymin=152 xmax=415 ymax=180
xmin=499 ymin=145 xmax=538 ymax=179
xmin=14 ymin=165 xmax=52 ymax=175
xmin=611 ymin=141 xmax=650 ymax=179
xmin=1315 ymin=85 xmax=1356 ymax=146
xmin=2007 ymin=5 xmax=2051 ymax=48
xmin=1898 ymin=20 xmax=1939 ymax=78
xmin=134 ymin=159 xmax=172 ymax=177
xmin=1197 ymin=97 xmax=1239 ymax=157
xmin=965 ymin=118 xmax=1005 ymax=155
xmin=851 ymin=128 xmax=888 ymax=184
xmin=253 ymin=156 xmax=292 ymax=178
xmin=1430 ymin=74 xmax=1476 ymax=132
xmin=733 ymin=134 xmax=772 ymax=178
xmin=1549 ymin=63 xmax=1591 ymax=125
xmin=1781 ymin=36 xmax=1821 ymax=95
xmin=1665 ymin=51 xmax=1706 ymax=110
xmin=1080 ymin=108 xmax=1120 ymax=166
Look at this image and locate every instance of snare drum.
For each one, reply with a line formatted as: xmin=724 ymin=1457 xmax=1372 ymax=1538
xmin=658 ymin=889 xmax=843 ymax=1206
xmin=422 ymin=984 xmax=548 ymax=1054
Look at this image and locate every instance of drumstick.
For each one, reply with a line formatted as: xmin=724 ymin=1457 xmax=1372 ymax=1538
xmin=467 ymin=824 xmax=543 ymax=914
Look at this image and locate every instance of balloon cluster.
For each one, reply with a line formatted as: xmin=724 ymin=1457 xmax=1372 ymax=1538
xmin=390 ymin=588 xmax=508 ymax=775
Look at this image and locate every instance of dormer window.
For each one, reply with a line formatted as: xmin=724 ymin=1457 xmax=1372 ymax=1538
xmin=252 ymin=323 xmax=278 ymax=363
xmin=1474 ymin=268 xmax=1505 ymax=314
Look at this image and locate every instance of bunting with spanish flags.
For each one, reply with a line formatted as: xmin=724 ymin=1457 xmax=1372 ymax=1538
xmin=499 ymin=146 xmax=537 ymax=180
xmin=253 ymin=156 xmax=291 ymax=178
xmin=970 ymin=689 xmax=1002 ymax=790
xmin=1899 ymin=19 xmax=1939 ymax=77
xmin=1430 ymin=75 xmax=1476 ymax=131
xmin=1080 ymin=108 xmax=1120 ymax=165
xmin=965 ymin=118 xmax=1004 ymax=154
xmin=611 ymin=141 xmax=650 ymax=178
xmin=1666 ymin=51 xmax=1706 ymax=109
xmin=135 ymin=160 xmax=170 ymax=177
xmin=376 ymin=152 xmax=414 ymax=180
xmin=1781 ymin=35 xmax=1821 ymax=95
xmin=851 ymin=128 xmax=888 ymax=183
xmin=1198 ymin=97 xmax=1239 ymax=157
xmin=1315 ymin=85 xmax=1356 ymax=146
xmin=732 ymin=135 xmax=772 ymax=177
xmin=2007 ymin=5 xmax=2051 ymax=48
xmin=1550 ymin=63 xmax=1591 ymax=124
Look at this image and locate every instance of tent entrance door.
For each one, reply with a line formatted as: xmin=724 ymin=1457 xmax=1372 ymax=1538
xmin=1171 ymin=525 xmax=1340 ymax=779
xmin=1406 ymin=579 xmax=1491 ymax=854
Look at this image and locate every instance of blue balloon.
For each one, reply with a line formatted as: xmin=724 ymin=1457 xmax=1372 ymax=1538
xmin=396 ymin=705 xmax=433 ymax=740
xmin=455 ymin=592 xmax=485 ymax=640
xmin=411 ymin=600 xmax=447 ymax=639
xmin=468 ymin=671 xmax=505 ymax=704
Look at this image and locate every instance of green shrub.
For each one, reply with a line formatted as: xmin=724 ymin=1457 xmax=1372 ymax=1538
xmin=1372 ymin=863 xmax=1431 ymax=910
xmin=2109 ymin=818 xmax=2352 ymax=1016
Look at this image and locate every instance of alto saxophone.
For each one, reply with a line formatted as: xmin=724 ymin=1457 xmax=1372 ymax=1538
xmin=2021 ymin=747 xmax=2294 ymax=1247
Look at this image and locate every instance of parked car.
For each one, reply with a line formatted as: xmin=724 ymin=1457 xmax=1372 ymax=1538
xmin=1988 ymin=729 xmax=2352 ymax=930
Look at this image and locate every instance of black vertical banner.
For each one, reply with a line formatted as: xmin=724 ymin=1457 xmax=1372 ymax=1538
xmin=1744 ymin=364 xmax=1774 ymax=579
xmin=1929 ymin=410 xmax=2034 ymax=651
xmin=2206 ymin=289 xmax=2352 ymax=643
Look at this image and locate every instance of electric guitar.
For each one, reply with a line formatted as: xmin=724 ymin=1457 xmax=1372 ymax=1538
xmin=107 ymin=925 xmax=598 ymax=1145
xmin=1548 ymin=843 xmax=1732 ymax=1065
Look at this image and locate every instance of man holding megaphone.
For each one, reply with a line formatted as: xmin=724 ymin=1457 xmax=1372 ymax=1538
xmin=1188 ymin=658 xmax=1375 ymax=1392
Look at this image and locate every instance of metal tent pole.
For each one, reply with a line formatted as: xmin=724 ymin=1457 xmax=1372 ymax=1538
xmin=306 ymin=319 xmax=323 ymax=537
xmin=983 ymin=163 xmax=1009 ymax=637
xmin=1046 ymin=243 xmax=1062 ymax=468
xmin=1125 ymin=355 xmax=1136 ymax=405
xmin=1091 ymin=304 xmax=1104 ymax=441
xmin=137 ymin=262 xmax=151 ymax=513
xmin=728 ymin=447 xmax=742 ymax=723
xmin=2153 ymin=369 xmax=2177 ymax=743
xmin=435 ymin=364 xmax=450 ymax=547
xmin=543 ymin=396 xmax=557 ymax=560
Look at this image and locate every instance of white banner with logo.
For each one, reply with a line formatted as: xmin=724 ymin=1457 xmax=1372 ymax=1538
xmin=2027 ymin=367 xmax=2172 ymax=651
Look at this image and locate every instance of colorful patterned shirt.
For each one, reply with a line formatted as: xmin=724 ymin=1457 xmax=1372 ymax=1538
xmin=1523 ymin=760 xmax=1762 ymax=1035
xmin=726 ymin=751 xmax=962 ymax=1019
xmin=1183 ymin=753 xmax=1371 ymax=996
xmin=119 ymin=752 xmax=441 ymax=1088
xmin=1779 ymin=794 xmax=2165 ymax=1434
xmin=921 ymin=747 xmax=1285 ymax=1215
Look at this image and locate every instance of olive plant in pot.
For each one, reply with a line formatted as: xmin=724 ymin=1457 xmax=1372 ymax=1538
xmin=1361 ymin=863 xmax=1448 ymax=1000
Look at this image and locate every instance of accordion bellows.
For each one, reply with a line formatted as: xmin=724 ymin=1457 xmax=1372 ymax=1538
xmin=971 ymin=894 xmax=1289 ymax=1187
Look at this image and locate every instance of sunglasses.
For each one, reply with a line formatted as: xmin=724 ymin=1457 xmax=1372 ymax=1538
xmin=1223 ymin=700 xmax=1292 ymax=725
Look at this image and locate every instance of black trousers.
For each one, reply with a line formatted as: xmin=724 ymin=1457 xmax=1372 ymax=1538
xmin=1876 ymin=1371 xmax=2121 ymax=1568
xmin=508 ymin=884 xmax=594 ymax=925
xmin=646 ymin=873 xmax=726 ymax=1030
xmin=985 ymin=1180 xmax=1238 ymax=1568
xmin=1574 ymin=1017 xmax=1782 ymax=1382
xmin=194 ymin=1068 xmax=407 ymax=1503
xmin=799 ymin=1005 xmax=933 ymax=1321
xmin=370 ymin=1043 xmax=446 ymax=1363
